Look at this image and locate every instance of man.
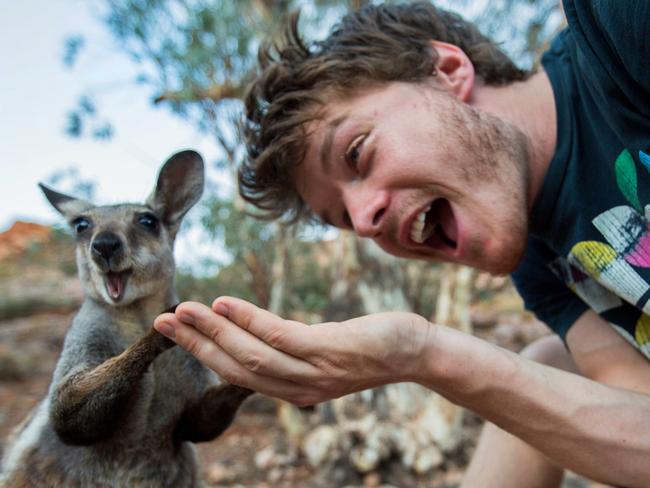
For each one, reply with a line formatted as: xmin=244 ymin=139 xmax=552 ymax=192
xmin=154 ymin=2 xmax=650 ymax=486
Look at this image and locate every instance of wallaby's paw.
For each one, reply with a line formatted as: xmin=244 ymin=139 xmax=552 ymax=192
xmin=148 ymin=327 xmax=176 ymax=353
xmin=223 ymin=384 xmax=255 ymax=401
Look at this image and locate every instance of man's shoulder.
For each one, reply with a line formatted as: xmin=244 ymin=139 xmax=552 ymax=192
xmin=563 ymin=0 xmax=650 ymax=100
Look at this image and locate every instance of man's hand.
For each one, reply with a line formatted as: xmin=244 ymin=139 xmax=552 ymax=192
xmin=154 ymin=297 xmax=434 ymax=405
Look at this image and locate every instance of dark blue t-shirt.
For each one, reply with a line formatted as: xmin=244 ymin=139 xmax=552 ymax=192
xmin=511 ymin=0 xmax=650 ymax=358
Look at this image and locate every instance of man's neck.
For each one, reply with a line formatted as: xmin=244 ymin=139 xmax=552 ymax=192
xmin=471 ymin=70 xmax=557 ymax=212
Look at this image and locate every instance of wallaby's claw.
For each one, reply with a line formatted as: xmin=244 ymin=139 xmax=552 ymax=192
xmin=140 ymin=326 xmax=176 ymax=354
xmin=225 ymin=384 xmax=255 ymax=398
xmin=154 ymin=329 xmax=176 ymax=351
xmin=155 ymin=303 xmax=180 ymax=350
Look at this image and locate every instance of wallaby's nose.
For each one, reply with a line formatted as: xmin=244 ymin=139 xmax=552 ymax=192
xmin=92 ymin=232 xmax=123 ymax=266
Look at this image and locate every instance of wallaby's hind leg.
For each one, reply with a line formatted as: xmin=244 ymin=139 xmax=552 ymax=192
xmin=51 ymin=327 xmax=175 ymax=445
xmin=174 ymin=384 xmax=254 ymax=443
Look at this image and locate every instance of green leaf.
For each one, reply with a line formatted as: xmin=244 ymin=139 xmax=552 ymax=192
xmin=615 ymin=149 xmax=642 ymax=212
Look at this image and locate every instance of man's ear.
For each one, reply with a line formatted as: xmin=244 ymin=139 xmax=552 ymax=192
xmin=430 ymin=40 xmax=475 ymax=102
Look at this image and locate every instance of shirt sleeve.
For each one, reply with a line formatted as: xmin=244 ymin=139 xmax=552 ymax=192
xmin=511 ymin=237 xmax=589 ymax=340
xmin=564 ymin=0 xmax=650 ymax=108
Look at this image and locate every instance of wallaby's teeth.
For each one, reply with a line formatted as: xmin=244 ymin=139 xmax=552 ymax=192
xmin=106 ymin=272 xmax=126 ymax=300
xmin=410 ymin=205 xmax=434 ymax=244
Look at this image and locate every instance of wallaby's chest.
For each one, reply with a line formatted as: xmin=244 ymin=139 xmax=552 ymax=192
xmin=150 ymin=347 xmax=212 ymax=413
xmin=121 ymin=340 xmax=213 ymax=440
xmin=57 ymin=313 xmax=213 ymax=441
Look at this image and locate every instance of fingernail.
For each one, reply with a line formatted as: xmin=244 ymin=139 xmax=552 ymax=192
xmin=214 ymin=303 xmax=229 ymax=317
xmin=179 ymin=313 xmax=195 ymax=326
xmin=156 ymin=322 xmax=175 ymax=339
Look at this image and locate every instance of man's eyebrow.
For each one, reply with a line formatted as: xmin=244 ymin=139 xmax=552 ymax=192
xmin=319 ymin=114 xmax=348 ymax=175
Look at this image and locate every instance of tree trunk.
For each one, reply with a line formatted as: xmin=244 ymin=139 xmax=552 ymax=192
xmin=268 ymin=223 xmax=288 ymax=316
xmin=263 ymin=223 xmax=311 ymax=449
xmin=301 ymin=235 xmax=475 ymax=476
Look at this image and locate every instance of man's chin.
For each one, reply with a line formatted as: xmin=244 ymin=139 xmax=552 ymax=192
xmin=480 ymin=248 xmax=527 ymax=275
xmin=478 ymin=260 xmax=521 ymax=276
xmin=459 ymin=237 xmax=527 ymax=275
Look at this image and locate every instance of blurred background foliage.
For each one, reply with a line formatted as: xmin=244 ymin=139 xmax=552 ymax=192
xmin=62 ymin=0 xmax=563 ymax=323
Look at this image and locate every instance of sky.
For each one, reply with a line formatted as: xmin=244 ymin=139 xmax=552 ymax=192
xmin=0 ymin=1 xmax=225 ymax=270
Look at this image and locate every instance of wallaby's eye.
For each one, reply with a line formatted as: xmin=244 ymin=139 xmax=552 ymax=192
xmin=137 ymin=213 xmax=159 ymax=231
xmin=72 ymin=217 xmax=91 ymax=234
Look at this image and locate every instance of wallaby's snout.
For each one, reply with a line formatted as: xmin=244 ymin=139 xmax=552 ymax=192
xmin=91 ymin=231 xmax=124 ymax=269
xmin=91 ymin=230 xmax=130 ymax=301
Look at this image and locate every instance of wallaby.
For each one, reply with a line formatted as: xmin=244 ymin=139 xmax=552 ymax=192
xmin=0 ymin=150 xmax=253 ymax=487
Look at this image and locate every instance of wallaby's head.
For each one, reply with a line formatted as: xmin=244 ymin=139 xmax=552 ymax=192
xmin=39 ymin=150 xmax=204 ymax=307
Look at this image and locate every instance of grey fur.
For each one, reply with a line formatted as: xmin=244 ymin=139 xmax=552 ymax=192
xmin=1 ymin=151 xmax=252 ymax=488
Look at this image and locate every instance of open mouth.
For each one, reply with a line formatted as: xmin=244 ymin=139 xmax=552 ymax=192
xmin=104 ymin=270 xmax=131 ymax=301
xmin=409 ymin=198 xmax=458 ymax=251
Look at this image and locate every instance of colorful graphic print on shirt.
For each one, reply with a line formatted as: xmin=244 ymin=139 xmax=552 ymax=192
xmin=557 ymin=149 xmax=650 ymax=354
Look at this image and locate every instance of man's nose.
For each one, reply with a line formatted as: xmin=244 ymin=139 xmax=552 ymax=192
xmin=345 ymin=188 xmax=389 ymax=238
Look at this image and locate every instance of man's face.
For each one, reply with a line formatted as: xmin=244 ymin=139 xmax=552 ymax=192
xmin=294 ymin=81 xmax=531 ymax=274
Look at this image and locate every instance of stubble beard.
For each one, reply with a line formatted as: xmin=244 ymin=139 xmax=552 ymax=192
xmin=444 ymin=94 xmax=531 ymax=275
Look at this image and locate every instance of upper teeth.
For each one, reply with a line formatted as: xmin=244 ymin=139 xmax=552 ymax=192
xmin=410 ymin=205 xmax=433 ymax=244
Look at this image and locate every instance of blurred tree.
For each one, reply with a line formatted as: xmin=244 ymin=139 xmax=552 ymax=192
xmin=45 ymin=166 xmax=97 ymax=202
xmin=66 ymin=0 xmax=563 ymax=481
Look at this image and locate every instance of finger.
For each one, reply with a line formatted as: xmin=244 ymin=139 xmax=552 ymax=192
xmin=154 ymin=312 xmax=177 ymax=337
xmin=211 ymin=296 xmax=317 ymax=356
xmin=154 ymin=313 xmax=323 ymax=405
xmin=174 ymin=302 xmax=320 ymax=381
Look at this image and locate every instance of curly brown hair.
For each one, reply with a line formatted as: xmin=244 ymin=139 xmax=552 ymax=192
xmin=241 ymin=1 xmax=530 ymax=223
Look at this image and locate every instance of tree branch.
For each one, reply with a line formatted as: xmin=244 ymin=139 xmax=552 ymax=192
xmin=153 ymin=82 xmax=245 ymax=104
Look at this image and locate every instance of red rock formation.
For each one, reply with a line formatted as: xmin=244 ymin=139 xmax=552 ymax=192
xmin=0 ymin=221 xmax=51 ymax=261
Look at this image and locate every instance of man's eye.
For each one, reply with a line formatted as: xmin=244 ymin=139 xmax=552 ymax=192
xmin=345 ymin=134 xmax=365 ymax=171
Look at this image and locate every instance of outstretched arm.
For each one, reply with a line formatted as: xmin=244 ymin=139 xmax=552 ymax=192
xmin=50 ymin=326 xmax=175 ymax=445
xmin=155 ymin=298 xmax=650 ymax=487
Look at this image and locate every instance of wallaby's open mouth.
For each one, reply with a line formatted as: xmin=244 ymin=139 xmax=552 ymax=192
xmin=105 ymin=270 xmax=131 ymax=301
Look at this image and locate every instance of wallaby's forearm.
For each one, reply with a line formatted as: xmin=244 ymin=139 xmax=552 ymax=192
xmin=174 ymin=384 xmax=253 ymax=443
xmin=50 ymin=326 xmax=175 ymax=445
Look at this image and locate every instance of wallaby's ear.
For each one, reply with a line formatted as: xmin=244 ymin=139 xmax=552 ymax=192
xmin=39 ymin=183 xmax=93 ymax=218
xmin=146 ymin=150 xmax=204 ymax=232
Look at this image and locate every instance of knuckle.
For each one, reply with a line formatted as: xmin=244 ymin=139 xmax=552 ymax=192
xmin=184 ymin=338 xmax=203 ymax=358
xmin=314 ymin=377 xmax=332 ymax=391
xmin=313 ymin=357 xmax=342 ymax=378
xmin=221 ymin=370 xmax=242 ymax=386
xmin=208 ymin=324 xmax=222 ymax=343
xmin=291 ymin=395 xmax=309 ymax=407
xmin=242 ymin=354 xmax=264 ymax=373
xmin=240 ymin=310 xmax=256 ymax=332
xmin=295 ymin=393 xmax=319 ymax=407
xmin=265 ymin=328 xmax=286 ymax=349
